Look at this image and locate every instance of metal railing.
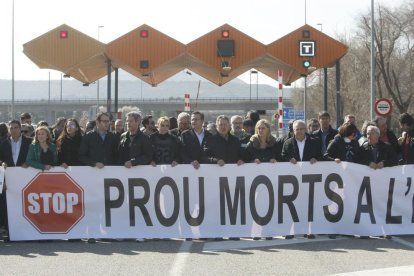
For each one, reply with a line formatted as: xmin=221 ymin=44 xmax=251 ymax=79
xmin=0 ymin=97 xmax=279 ymax=105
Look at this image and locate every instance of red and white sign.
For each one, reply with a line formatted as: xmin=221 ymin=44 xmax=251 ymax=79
xmin=22 ymin=172 xmax=84 ymax=234
xmin=184 ymin=93 xmax=190 ymax=111
xmin=374 ymin=98 xmax=393 ymax=116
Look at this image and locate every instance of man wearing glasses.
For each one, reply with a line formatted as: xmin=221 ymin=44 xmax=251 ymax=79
xmin=79 ymin=112 xmax=119 ymax=168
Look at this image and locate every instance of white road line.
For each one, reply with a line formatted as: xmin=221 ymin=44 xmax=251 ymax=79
xmin=202 ymin=237 xmax=343 ymax=252
xmin=169 ymin=241 xmax=193 ymax=276
xmin=392 ymin=237 xmax=414 ymax=249
xmin=330 ymin=265 xmax=414 ymax=276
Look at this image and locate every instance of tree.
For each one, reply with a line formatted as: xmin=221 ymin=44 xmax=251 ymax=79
xmin=358 ymin=2 xmax=414 ymax=114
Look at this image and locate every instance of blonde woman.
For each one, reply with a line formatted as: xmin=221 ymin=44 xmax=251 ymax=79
xmin=26 ymin=126 xmax=58 ymax=170
xmin=150 ymin=116 xmax=183 ymax=166
xmin=245 ymin=119 xmax=282 ymax=164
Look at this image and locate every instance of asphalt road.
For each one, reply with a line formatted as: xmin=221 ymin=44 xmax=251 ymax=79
xmin=1 ymin=236 xmax=414 ymax=275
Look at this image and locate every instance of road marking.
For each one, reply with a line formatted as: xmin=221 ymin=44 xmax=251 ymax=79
xmin=202 ymin=237 xmax=342 ymax=252
xmin=392 ymin=237 xmax=414 ymax=249
xmin=330 ymin=265 xmax=414 ymax=276
xmin=169 ymin=240 xmax=193 ymax=276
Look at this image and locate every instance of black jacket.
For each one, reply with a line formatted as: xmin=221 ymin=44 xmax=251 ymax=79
xmin=203 ymin=133 xmax=243 ymax=164
xmin=79 ymin=130 xmax=119 ymax=166
xmin=312 ymin=126 xmax=338 ymax=154
xmin=245 ymin=135 xmax=282 ymax=162
xmin=401 ymin=128 xmax=414 ymax=164
xmin=324 ymin=135 xmax=360 ymax=162
xmin=58 ymin=134 xmax=82 ymax=166
xmin=358 ymin=140 xmax=398 ymax=167
xmin=150 ymin=132 xmax=183 ymax=164
xmin=0 ymin=135 xmax=32 ymax=167
xmin=118 ymin=130 xmax=153 ymax=166
xmin=281 ymin=134 xmax=323 ymax=162
xmin=382 ymin=129 xmax=401 ymax=156
xmin=181 ymin=129 xmax=212 ymax=163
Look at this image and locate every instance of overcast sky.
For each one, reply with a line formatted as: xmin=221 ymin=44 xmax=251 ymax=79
xmin=0 ymin=0 xmax=405 ymax=84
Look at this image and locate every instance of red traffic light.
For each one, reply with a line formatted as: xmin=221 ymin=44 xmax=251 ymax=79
xmin=59 ymin=31 xmax=68 ymax=39
xmin=222 ymin=30 xmax=230 ymax=38
xmin=140 ymin=30 xmax=149 ymax=38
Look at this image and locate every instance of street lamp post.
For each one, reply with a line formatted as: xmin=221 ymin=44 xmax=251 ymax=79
xmin=97 ymin=25 xmax=104 ymax=113
xmin=11 ymin=0 xmax=15 ymax=120
xmin=60 ymin=73 xmax=63 ymax=102
xmin=370 ymin=0 xmax=376 ymax=120
xmin=317 ymin=23 xmax=322 ymax=32
xmin=250 ymin=70 xmax=258 ymax=101
xmin=256 ymin=72 xmax=259 ymax=100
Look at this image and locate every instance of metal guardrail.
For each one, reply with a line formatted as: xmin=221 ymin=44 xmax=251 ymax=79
xmin=0 ymin=97 xmax=278 ymax=105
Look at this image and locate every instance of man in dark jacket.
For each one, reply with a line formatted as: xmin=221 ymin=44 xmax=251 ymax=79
xmin=0 ymin=120 xmax=32 ymax=238
xmin=170 ymin=112 xmax=191 ymax=138
xmin=282 ymin=120 xmax=322 ymax=163
xmin=118 ymin=112 xmax=152 ymax=167
xmin=375 ymin=116 xmax=401 ymax=157
xmin=358 ymin=126 xmax=398 ymax=168
xmin=203 ymin=115 xmax=244 ymax=166
xmin=181 ymin=111 xmax=211 ymax=169
xmin=398 ymin=112 xmax=414 ymax=164
xmin=79 ymin=112 xmax=119 ymax=168
xmin=312 ymin=111 xmax=338 ymax=155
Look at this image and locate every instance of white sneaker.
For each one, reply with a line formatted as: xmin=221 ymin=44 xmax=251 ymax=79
xmin=136 ymin=238 xmax=145 ymax=242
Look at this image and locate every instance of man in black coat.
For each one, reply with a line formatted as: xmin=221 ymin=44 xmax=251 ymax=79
xmin=358 ymin=126 xmax=398 ymax=168
xmin=282 ymin=120 xmax=322 ymax=163
xmin=203 ymin=115 xmax=244 ymax=166
xmin=0 ymin=120 xmax=32 ymax=237
xmin=170 ymin=112 xmax=191 ymax=138
xmin=118 ymin=112 xmax=153 ymax=167
xmin=0 ymin=120 xmax=32 ymax=168
xmin=79 ymin=112 xmax=119 ymax=168
xmin=312 ymin=111 xmax=338 ymax=155
xmin=181 ymin=111 xmax=211 ymax=169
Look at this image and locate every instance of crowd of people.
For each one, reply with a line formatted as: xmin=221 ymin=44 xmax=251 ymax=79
xmin=0 ymin=109 xmax=413 ymax=242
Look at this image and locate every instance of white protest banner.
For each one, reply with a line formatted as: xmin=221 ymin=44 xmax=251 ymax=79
xmin=0 ymin=166 xmax=4 ymax=194
xmin=5 ymin=162 xmax=414 ymax=241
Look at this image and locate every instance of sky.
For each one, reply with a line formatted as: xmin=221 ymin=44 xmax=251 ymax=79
xmin=0 ymin=0 xmax=405 ymax=85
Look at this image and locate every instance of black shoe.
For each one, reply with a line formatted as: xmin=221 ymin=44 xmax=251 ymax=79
xmin=185 ymin=238 xmax=193 ymax=241
xmin=68 ymin=239 xmax=81 ymax=242
xmin=304 ymin=234 xmax=315 ymax=239
xmin=252 ymin=237 xmax=261 ymax=240
xmin=229 ymin=237 xmax=240 ymax=241
xmin=265 ymin=237 xmax=273 ymax=240
xmin=214 ymin=237 xmax=223 ymax=241
xmin=359 ymin=236 xmax=369 ymax=239
xmin=285 ymin=235 xmax=294 ymax=239
xmin=87 ymin=238 xmax=96 ymax=244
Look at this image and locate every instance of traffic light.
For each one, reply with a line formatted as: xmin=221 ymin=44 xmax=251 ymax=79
xmin=140 ymin=30 xmax=149 ymax=38
xmin=59 ymin=30 xmax=68 ymax=39
xmin=303 ymin=60 xmax=311 ymax=69
xmin=140 ymin=60 xmax=149 ymax=69
xmin=221 ymin=30 xmax=230 ymax=38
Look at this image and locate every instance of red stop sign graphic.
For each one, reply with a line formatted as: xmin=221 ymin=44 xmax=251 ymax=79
xmin=22 ymin=172 xmax=84 ymax=234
